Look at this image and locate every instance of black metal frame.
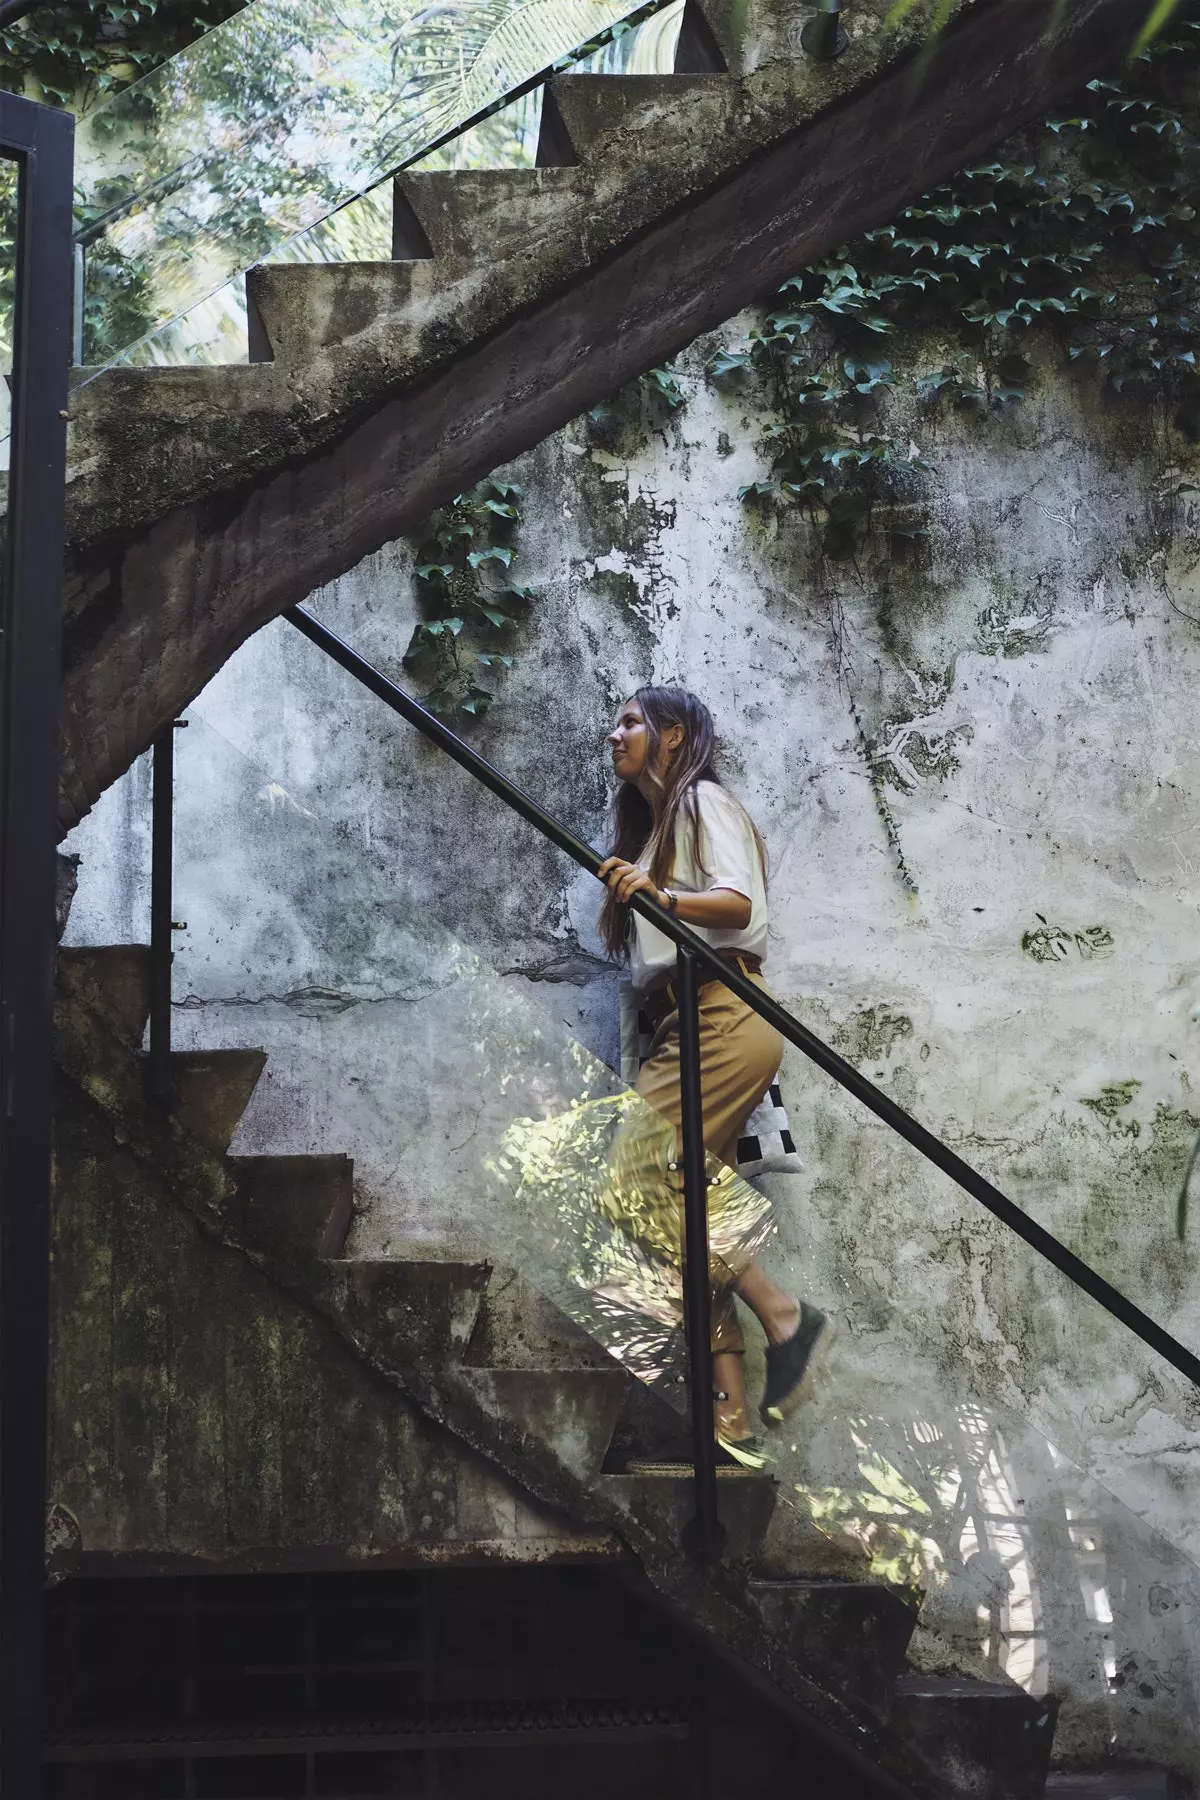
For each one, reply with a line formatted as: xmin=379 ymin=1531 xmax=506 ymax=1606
xmin=148 ymin=720 xmax=185 ymax=1103
xmin=0 ymin=87 xmax=75 ymax=1800
xmin=284 ymin=603 xmax=1200 ymax=1551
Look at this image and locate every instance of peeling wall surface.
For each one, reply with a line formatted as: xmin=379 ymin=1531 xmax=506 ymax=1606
xmin=65 ymin=321 xmax=1200 ymax=1776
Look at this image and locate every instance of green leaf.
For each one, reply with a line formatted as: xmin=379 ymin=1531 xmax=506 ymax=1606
xmin=709 ymin=347 xmax=752 ymax=379
xmin=476 ymin=604 xmax=514 ymax=629
xmin=477 ymin=652 xmax=515 ymax=668
xmin=415 ymin=561 xmax=453 ymax=582
xmin=917 ymin=366 xmax=962 ymax=399
xmin=467 ymin=546 xmax=514 ymax=569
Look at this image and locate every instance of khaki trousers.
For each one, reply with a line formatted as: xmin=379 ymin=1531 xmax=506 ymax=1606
xmin=635 ymin=972 xmax=783 ymax=1355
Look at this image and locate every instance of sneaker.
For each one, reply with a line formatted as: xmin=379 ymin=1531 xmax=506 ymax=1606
xmin=716 ymin=1432 xmax=772 ymax=1471
xmin=759 ymin=1304 xmax=836 ymax=1427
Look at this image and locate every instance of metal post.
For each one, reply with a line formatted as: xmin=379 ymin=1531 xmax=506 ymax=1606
xmin=676 ymin=947 xmax=725 ymax=1564
xmin=801 ymin=0 xmax=847 ymax=59
xmin=0 ymin=90 xmax=75 ymax=1800
xmin=147 ymin=723 xmax=178 ymax=1104
xmin=687 ymin=1648 xmax=714 ymax=1800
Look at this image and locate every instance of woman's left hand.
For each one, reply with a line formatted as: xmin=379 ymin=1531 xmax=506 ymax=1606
xmin=598 ymin=857 xmax=662 ymax=906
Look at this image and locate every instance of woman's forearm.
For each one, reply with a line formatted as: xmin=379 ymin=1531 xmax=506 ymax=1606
xmin=659 ymin=885 xmax=752 ymax=931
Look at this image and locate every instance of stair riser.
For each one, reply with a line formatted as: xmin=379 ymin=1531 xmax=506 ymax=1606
xmin=750 ymin=1581 xmax=917 ymax=1724
xmin=894 ymin=1685 xmax=1058 ymax=1800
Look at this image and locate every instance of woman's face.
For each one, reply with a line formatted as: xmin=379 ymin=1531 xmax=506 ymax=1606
xmin=607 ymin=697 xmax=650 ymax=783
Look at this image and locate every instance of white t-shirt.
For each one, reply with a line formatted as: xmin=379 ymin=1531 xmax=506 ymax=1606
xmin=629 ymin=780 xmax=768 ymax=995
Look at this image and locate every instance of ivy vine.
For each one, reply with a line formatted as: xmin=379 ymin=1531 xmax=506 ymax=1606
xmin=0 ymin=0 xmax=239 ymax=110
xmin=708 ymin=25 xmax=1200 ymax=552
xmin=584 ymin=362 xmax=686 ymax=448
xmin=402 ymin=477 xmax=536 ymax=722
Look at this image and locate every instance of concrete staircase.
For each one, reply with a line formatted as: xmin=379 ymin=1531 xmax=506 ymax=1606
xmin=51 ymin=942 xmax=1059 ymax=1799
xmin=59 ymin=0 xmax=1149 ymax=839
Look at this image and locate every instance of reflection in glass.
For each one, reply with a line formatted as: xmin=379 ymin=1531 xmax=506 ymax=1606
xmin=166 ymin=707 xmax=771 ymax=1397
xmin=58 ymin=668 xmax=1200 ymax=1750
xmin=72 ymin=0 xmax=682 ymax=373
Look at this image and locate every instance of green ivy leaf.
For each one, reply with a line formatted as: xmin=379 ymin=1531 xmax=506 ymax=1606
xmin=476 ymin=604 xmax=514 ymax=629
xmin=467 ymin=546 xmax=514 ymax=569
xmin=708 ymin=347 xmax=752 ymax=379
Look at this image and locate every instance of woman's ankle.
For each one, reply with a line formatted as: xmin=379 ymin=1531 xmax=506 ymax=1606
xmin=763 ymin=1297 xmax=802 ymax=1347
xmin=712 ymin=1352 xmax=752 ymax=1439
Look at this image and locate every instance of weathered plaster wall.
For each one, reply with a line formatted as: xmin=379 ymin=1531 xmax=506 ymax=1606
xmin=65 ymin=320 xmax=1200 ymax=1777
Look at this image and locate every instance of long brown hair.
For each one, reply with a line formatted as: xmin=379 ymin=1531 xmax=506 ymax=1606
xmin=599 ymin=685 xmax=766 ymax=958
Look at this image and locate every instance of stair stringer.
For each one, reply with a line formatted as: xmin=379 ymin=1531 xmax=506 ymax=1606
xmin=51 ymin=953 xmax=980 ymax=1800
xmin=58 ymin=0 xmax=1145 ymax=835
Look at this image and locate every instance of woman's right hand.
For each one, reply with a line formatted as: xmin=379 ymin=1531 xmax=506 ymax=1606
xmin=598 ymin=857 xmax=663 ymax=907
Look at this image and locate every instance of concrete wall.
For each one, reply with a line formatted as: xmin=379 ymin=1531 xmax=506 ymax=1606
xmin=64 ymin=319 xmax=1200 ymax=1778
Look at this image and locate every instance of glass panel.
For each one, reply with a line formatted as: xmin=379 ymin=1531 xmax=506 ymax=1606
xmin=73 ymin=0 xmax=681 ymax=373
xmin=58 ymin=625 xmax=1200 ymax=1740
xmin=162 ymin=704 xmax=775 ymax=1398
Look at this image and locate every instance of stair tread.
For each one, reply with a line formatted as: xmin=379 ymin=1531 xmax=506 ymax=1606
xmin=171 ymin=1047 xmax=267 ymax=1153
xmin=1044 ymin=1778 xmax=1173 ymax=1797
xmin=895 ymin=1674 xmax=1032 ymax=1699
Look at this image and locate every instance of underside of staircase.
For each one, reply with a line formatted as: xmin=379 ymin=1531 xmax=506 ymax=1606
xmin=50 ymin=943 xmax=1060 ymax=1798
xmin=59 ymin=0 xmax=1155 ymax=836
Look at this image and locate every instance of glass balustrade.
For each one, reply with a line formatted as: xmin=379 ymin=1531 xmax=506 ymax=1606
xmin=70 ymin=0 xmax=683 ymax=374
xmin=58 ymin=629 xmax=1200 ymax=1744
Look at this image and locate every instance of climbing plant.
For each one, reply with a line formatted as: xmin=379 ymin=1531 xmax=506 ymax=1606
xmin=584 ymin=362 xmax=686 ymax=449
xmin=708 ymin=25 xmax=1200 ymax=552
xmin=0 ymin=0 xmax=240 ymax=109
xmin=402 ymin=478 xmax=537 ymax=723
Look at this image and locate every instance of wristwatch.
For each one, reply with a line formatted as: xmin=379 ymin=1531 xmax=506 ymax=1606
xmin=661 ymin=888 xmax=679 ymax=913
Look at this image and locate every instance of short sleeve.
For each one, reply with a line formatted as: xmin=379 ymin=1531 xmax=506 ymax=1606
xmin=694 ymin=784 xmax=756 ymax=900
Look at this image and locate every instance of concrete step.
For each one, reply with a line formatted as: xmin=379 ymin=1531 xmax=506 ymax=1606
xmin=324 ymin=1259 xmax=491 ymax=1365
xmin=455 ymin=1367 xmax=630 ymax=1484
xmin=535 ymin=72 xmax=733 ymax=169
xmin=56 ymin=946 xmax=151 ymax=1050
xmin=892 ymin=1674 xmax=1058 ymax=1800
xmin=397 ymin=167 xmax=584 ymax=264
xmin=601 ymin=1468 xmax=778 ymax=1562
xmin=1044 ymin=1776 xmax=1176 ymax=1798
xmin=170 ymin=1048 xmax=266 ymax=1153
xmin=228 ymin=1152 xmax=354 ymax=1263
xmin=749 ymin=1578 xmax=917 ymax=1723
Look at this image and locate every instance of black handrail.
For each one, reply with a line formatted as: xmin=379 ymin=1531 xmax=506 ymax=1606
xmin=286 ymin=603 xmax=1200 ymax=1401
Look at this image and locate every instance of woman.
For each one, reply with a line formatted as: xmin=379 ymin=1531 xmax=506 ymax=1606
xmin=598 ymin=686 xmax=834 ymax=1468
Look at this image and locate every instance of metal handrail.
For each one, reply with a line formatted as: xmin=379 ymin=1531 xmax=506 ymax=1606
xmin=286 ymin=603 xmax=1200 ymax=1401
